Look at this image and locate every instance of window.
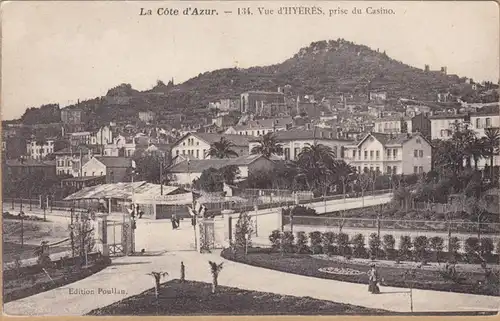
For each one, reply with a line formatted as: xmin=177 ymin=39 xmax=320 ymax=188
xmin=419 ymin=166 xmax=423 ymax=173
xmin=419 ymin=150 xmax=423 ymax=157
xmin=183 ymin=142 xmax=186 ymax=146
xmin=196 ymin=150 xmax=199 ymax=158
xmin=182 ymin=150 xmax=185 ymax=155
xmin=333 ymin=146 xmax=338 ymax=157
xmin=414 ymin=166 xmax=418 ymax=173
xmin=370 ymin=150 xmax=374 ymax=160
xmin=376 ymin=166 xmax=380 ymax=173
xmin=476 ymin=118 xmax=481 ymax=129
xmin=370 ymin=166 xmax=374 ymax=172
xmin=196 ymin=142 xmax=199 ymax=146
xmin=294 ymin=148 xmax=300 ymax=159
xmin=257 ymin=130 xmax=260 ymax=136
xmin=393 ymin=149 xmax=398 ymax=159
xmin=203 ymin=149 xmax=206 ymax=159
xmin=387 ymin=166 xmax=392 ymax=174
xmin=84 ymin=172 xmax=87 ymax=177
xmin=92 ymin=171 xmax=95 ymax=176
xmin=176 ymin=150 xmax=179 ymax=156
xmin=376 ymin=151 xmax=380 ymax=160
xmin=486 ymin=118 xmax=492 ymax=127
xmin=364 ymin=151 xmax=368 ymax=160
xmin=284 ymin=148 xmax=290 ymax=160
xmin=352 ymin=150 xmax=357 ymax=158
xmin=414 ymin=150 xmax=418 ymax=157
xmin=100 ymin=171 xmax=103 ymax=176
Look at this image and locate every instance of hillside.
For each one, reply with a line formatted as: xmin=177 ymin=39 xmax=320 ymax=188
xmin=19 ymin=39 xmax=479 ymax=128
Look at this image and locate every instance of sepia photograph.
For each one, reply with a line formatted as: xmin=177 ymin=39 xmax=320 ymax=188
xmin=1 ymin=0 xmax=499 ymax=317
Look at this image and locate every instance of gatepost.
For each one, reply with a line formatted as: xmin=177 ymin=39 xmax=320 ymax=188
xmin=94 ymin=212 xmax=109 ymax=257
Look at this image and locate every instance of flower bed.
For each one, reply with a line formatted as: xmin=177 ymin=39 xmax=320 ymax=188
xmin=319 ymin=267 xmax=364 ymax=276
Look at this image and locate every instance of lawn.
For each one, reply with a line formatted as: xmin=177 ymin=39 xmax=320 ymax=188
xmin=221 ymin=248 xmax=500 ymax=296
xmin=87 ymin=279 xmax=391 ymax=316
xmin=3 ymin=241 xmax=70 ymax=262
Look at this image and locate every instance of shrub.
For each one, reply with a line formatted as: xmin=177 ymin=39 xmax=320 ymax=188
xmin=382 ymin=234 xmax=396 ymax=260
xmin=399 ymin=235 xmax=412 ymax=260
xmin=269 ymin=230 xmax=281 ymax=251
xmin=321 ymin=232 xmax=337 ymax=256
xmin=284 ymin=205 xmax=317 ymax=216
xmin=309 ymin=231 xmax=323 ymax=254
xmin=352 ymin=234 xmax=366 ymax=258
xmin=429 ymin=236 xmax=444 ymax=263
xmin=234 ymin=212 xmax=254 ymax=251
xmin=480 ymin=238 xmax=494 ymax=259
xmin=337 ymin=233 xmax=350 ymax=257
xmin=413 ymin=236 xmax=429 ymax=263
xmin=465 ymin=237 xmax=480 ymax=263
xmin=368 ymin=233 xmax=381 ymax=259
xmin=295 ymin=231 xmax=309 ymax=254
xmin=448 ymin=237 xmax=460 ymax=263
xmin=281 ymin=231 xmax=295 ymax=253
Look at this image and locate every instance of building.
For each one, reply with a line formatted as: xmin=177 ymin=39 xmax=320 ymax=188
xmin=429 ymin=113 xmax=468 ymax=140
xmin=171 ymin=133 xmax=251 ymax=160
xmin=405 ymin=105 xmax=432 ymax=117
xmin=26 ymin=139 xmax=55 ymax=160
xmin=61 ymin=176 xmax=106 ymax=191
xmin=53 ymin=146 xmax=92 ymax=176
xmin=91 ymin=126 xmax=114 ymax=146
xmin=70 ymin=131 xmax=92 ymax=146
xmin=343 ymin=132 xmax=432 ymax=175
xmin=138 ymin=111 xmax=156 ymax=123
xmin=248 ymin=128 xmax=352 ymax=161
xmin=81 ymin=156 xmax=133 ymax=183
xmin=61 ymin=108 xmax=85 ymax=125
xmin=373 ymin=116 xmax=412 ymax=135
xmin=208 ymin=98 xmax=241 ymax=112
xmin=411 ymin=113 xmax=432 ymax=139
xmin=5 ymin=159 xmax=56 ymax=180
xmin=225 ymin=117 xmax=293 ymax=136
xmin=103 ymin=135 xmax=137 ymax=157
xmin=240 ymin=91 xmax=285 ymax=114
xmin=470 ymin=111 xmax=500 ymax=138
xmin=168 ymin=154 xmax=276 ymax=185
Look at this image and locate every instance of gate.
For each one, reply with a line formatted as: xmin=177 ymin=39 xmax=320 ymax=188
xmin=107 ymin=215 xmax=134 ymax=256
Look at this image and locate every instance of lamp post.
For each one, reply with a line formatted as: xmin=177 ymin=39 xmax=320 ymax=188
xmin=20 ymin=210 xmax=25 ymax=248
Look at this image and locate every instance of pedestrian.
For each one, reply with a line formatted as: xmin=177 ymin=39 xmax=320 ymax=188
xmin=368 ymin=264 xmax=380 ymax=294
xmin=171 ymin=214 xmax=178 ymax=229
xmin=139 ymin=210 xmax=144 ymax=219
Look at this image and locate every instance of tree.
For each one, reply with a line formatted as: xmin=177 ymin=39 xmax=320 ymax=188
xmin=250 ymin=133 xmax=283 ymax=157
xmin=234 ymin=211 xmax=253 ymax=253
xmin=296 ymin=142 xmax=336 ymax=195
xmin=206 ymin=137 xmax=238 ymax=159
xmin=193 ymin=166 xmax=240 ymax=192
xmin=133 ymin=154 xmax=172 ymax=184
xmin=481 ymin=127 xmax=500 ymax=178
xmin=334 ymin=160 xmax=356 ymax=196
xmin=208 ymin=261 xmax=224 ymax=293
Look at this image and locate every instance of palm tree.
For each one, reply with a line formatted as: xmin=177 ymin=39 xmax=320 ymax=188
xmin=464 ymin=137 xmax=484 ymax=169
xmin=333 ymin=160 xmax=356 ymax=196
xmin=250 ymin=133 xmax=283 ymax=158
xmin=206 ymin=137 xmax=238 ymax=159
xmin=147 ymin=271 xmax=169 ymax=299
xmin=481 ymin=127 xmax=500 ymax=177
xmin=208 ymin=261 xmax=224 ymax=294
xmin=296 ymin=143 xmax=336 ymax=195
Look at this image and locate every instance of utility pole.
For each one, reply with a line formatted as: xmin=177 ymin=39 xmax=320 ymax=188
xmin=160 ymin=159 xmax=163 ymax=195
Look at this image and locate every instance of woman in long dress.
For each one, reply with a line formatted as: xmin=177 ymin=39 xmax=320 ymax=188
xmin=368 ymin=264 xmax=380 ymax=294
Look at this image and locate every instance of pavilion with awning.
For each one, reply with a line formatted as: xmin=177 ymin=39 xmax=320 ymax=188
xmin=64 ymin=181 xmax=193 ymax=219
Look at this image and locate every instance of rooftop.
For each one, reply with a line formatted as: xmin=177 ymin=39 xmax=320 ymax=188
xmin=169 ymin=154 xmax=274 ymax=173
xmin=250 ymin=128 xmax=352 ymax=142
xmin=94 ymin=156 xmax=133 ymax=168
xmin=232 ymin=117 xmax=293 ymax=131
xmin=6 ymin=159 xmax=56 ymax=167
xmin=181 ymin=132 xmax=253 ymax=147
xmin=347 ymin=132 xmax=428 ymax=147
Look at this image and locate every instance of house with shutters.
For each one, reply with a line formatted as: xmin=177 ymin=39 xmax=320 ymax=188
xmin=342 ymin=132 xmax=432 ymax=175
xmin=248 ymin=128 xmax=352 ymax=161
xmin=170 ymin=133 xmax=251 ymax=160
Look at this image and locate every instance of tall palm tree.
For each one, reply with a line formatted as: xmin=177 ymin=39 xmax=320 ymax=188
xmin=481 ymin=127 xmax=500 ymax=177
xmin=333 ymin=160 xmax=356 ymax=194
xmin=464 ymin=137 xmax=484 ymax=169
xmin=250 ymin=133 xmax=283 ymax=158
xmin=206 ymin=137 xmax=239 ymax=159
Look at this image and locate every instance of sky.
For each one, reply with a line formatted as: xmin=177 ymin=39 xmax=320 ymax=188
xmin=1 ymin=1 xmax=499 ymax=120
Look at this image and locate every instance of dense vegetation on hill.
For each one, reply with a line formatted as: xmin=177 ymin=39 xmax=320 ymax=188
xmin=17 ymin=39 xmax=483 ymax=127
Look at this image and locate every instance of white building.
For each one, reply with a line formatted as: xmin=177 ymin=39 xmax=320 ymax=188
xmin=429 ymin=113 xmax=467 ymax=140
xmin=171 ymin=133 xmax=251 ymax=160
xmin=103 ymin=135 xmax=136 ymax=157
xmin=343 ymin=132 xmax=432 ymax=175
xmin=225 ymin=117 xmax=293 ymax=137
xmin=469 ymin=111 xmax=500 ymax=138
xmin=373 ymin=116 xmax=412 ymax=134
xmin=248 ymin=128 xmax=351 ymax=161
xmin=26 ymin=139 xmax=55 ymax=160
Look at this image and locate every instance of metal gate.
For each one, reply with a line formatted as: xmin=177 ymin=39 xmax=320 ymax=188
xmin=107 ymin=215 xmax=134 ymax=256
